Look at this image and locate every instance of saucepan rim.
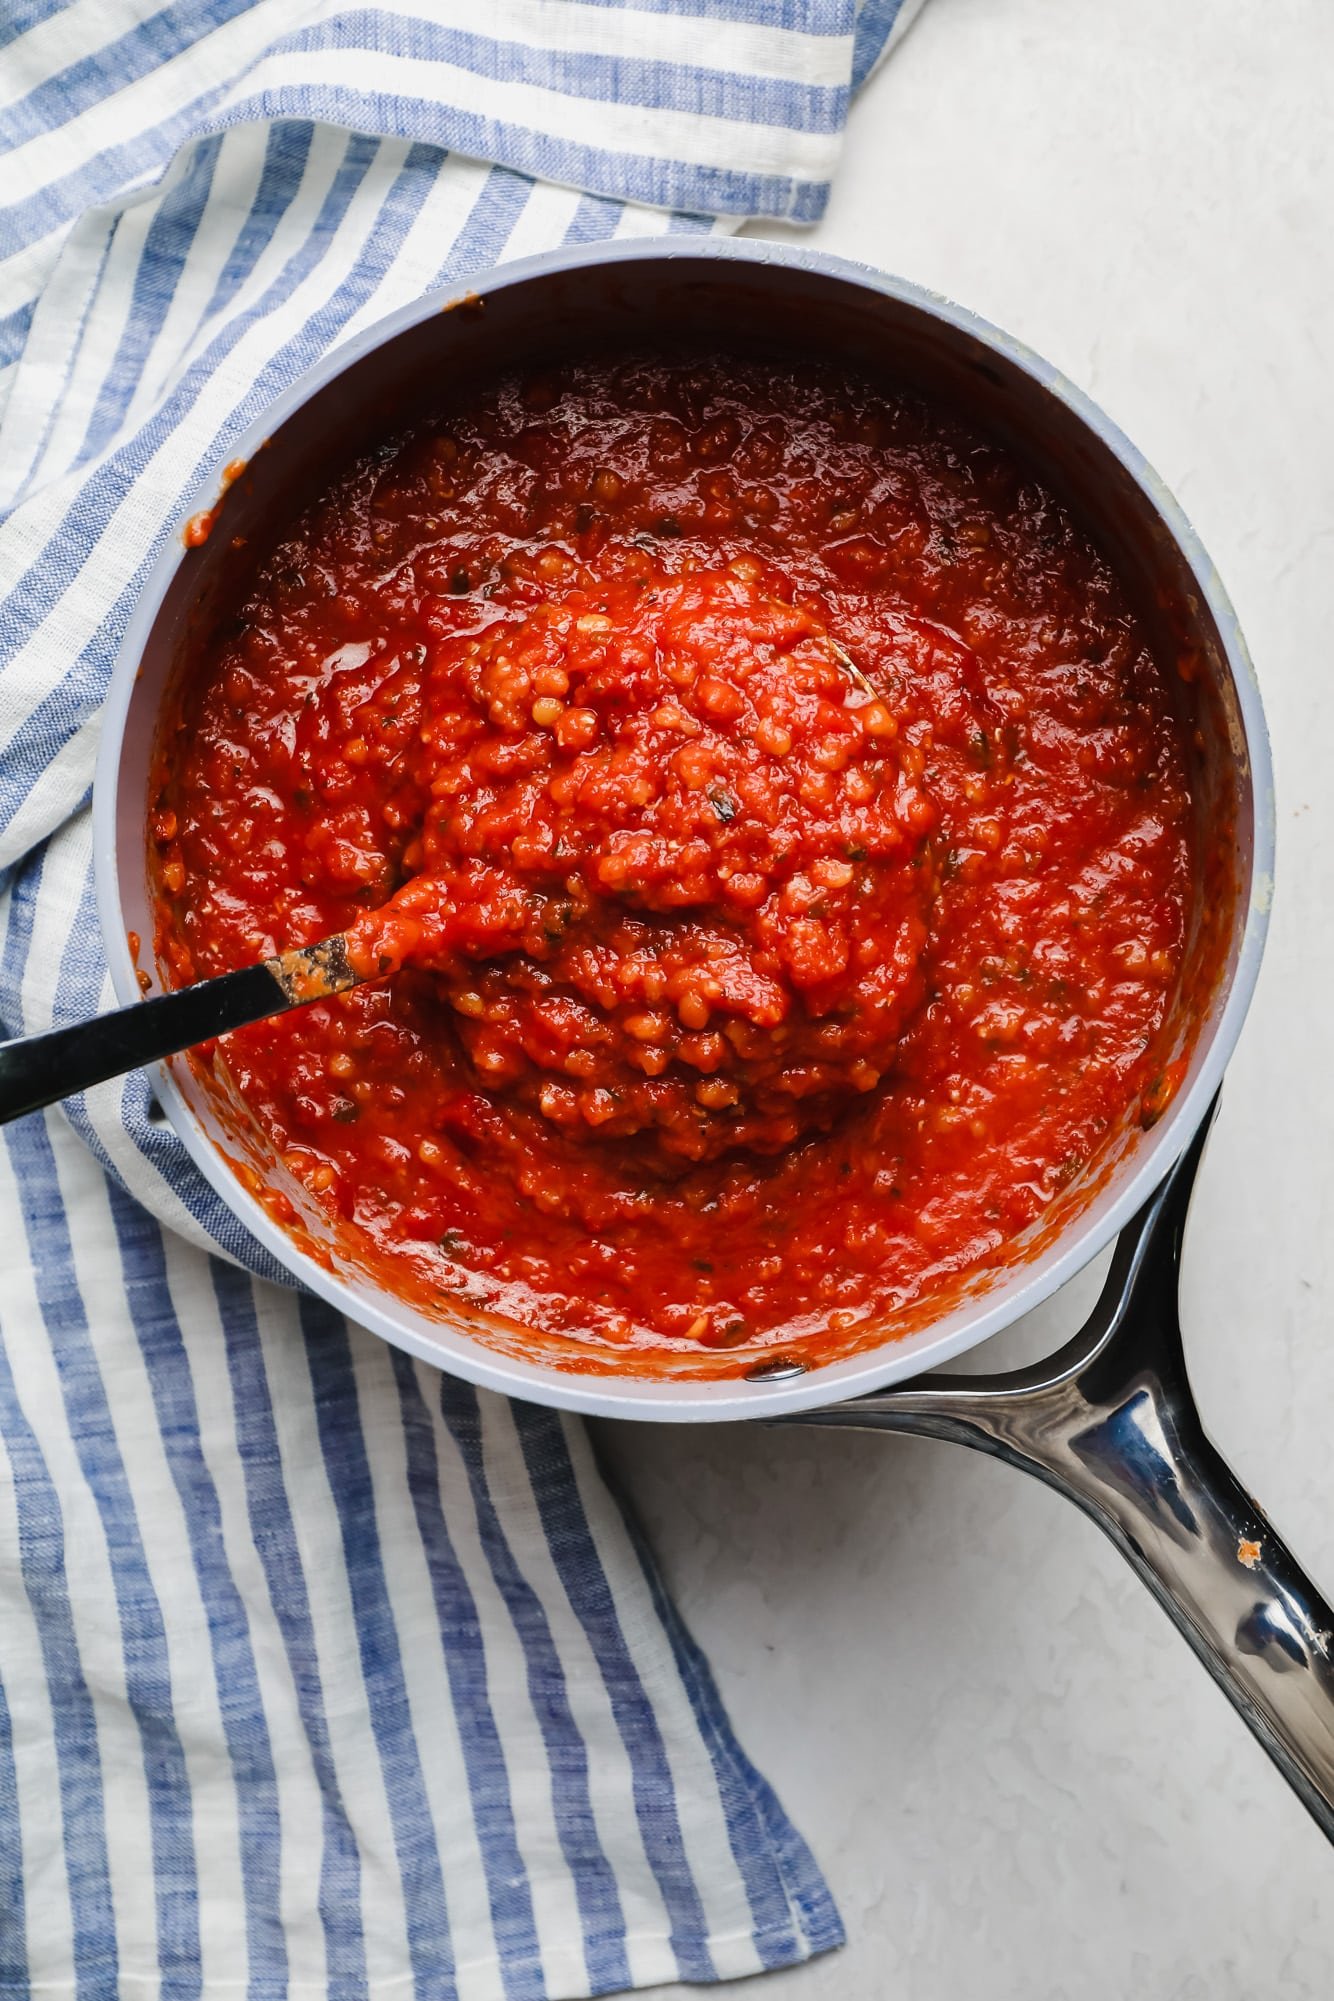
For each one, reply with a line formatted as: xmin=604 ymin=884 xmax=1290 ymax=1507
xmin=92 ymin=235 xmax=1276 ymax=1421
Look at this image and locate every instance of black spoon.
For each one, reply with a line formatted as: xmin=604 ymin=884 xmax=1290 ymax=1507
xmin=0 ymin=934 xmax=364 ymax=1127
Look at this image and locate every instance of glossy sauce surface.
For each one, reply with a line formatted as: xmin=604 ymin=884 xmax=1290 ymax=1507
xmin=153 ymin=356 xmax=1192 ymax=1364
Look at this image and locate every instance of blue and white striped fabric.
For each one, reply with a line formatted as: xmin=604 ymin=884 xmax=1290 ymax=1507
xmin=0 ymin=4 xmax=923 ymax=1994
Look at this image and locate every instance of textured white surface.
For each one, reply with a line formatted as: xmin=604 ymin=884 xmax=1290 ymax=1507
xmin=596 ymin=1 xmax=1334 ymax=1992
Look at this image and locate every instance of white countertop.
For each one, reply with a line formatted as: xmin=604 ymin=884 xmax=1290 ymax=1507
xmin=597 ymin=2 xmax=1334 ymax=1993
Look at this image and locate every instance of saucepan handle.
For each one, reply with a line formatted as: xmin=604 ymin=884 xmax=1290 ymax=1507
xmin=794 ymin=1119 xmax=1334 ymax=1841
xmin=1048 ymin=1368 xmax=1334 ymax=1840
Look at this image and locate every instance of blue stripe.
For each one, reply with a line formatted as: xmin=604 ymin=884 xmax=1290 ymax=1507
xmin=610 ymin=1457 xmax=845 ymax=1962
xmin=851 ymin=0 xmax=909 ymax=88
xmin=439 ymin=1381 xmax=631 ymax=1996
xmin=0 ymin=0 xmax=80 ymax=56
xmin=191 ymin=119 xmax=315 ymax=333
xmin=0 ymin=1330 xmax=115 ymax=1993
xmin=299 ymin=1297 xmax=457 ymax=1994
xmin=571 ymin=0 xmax=850 ymax=22
xmin=107 ymin=1176 xmax=286 ymax=1988
xmin=211 ymin=85 xmax=830 ymax=223
xmin=0 ymin=0 xmax=854 ymax=64
xmin=3 ymin=0 xmax=256 ymax=148
xmin=0 ymin=300 xmax=35 ymax=368
xmin=265 ymin=12 xmax=849 ymax=132
xmin=515 ymin=1407 xmax=717 ymax=1984
xmin=563 ymin=190 xmax=627 ymax=244
xmin=391 ymin=1353 xmax=544 ymax=1999
xmin=47 ymin=846 xmax=103 ymax=1030
xmin=426 ymin=160 xmax=532 ymax=287
xmin=0 ymin=1679 xmax=26 ymax=1993
xmin=209 ymin=1259 xmax=369 ymax=1993
xmin=7 ymin=1113 xmax=203 ymax=1998
xmin=230 ymin=86 xmax=836 ymax=223
xmin=77 ymin=132 xmax=224 ymax=466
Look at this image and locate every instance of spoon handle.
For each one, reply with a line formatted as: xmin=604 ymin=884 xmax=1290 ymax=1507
xmin=0 ymin=936 xmax=359 ymax=1127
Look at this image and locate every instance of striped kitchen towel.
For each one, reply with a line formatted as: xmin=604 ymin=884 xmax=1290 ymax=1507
xmin=0 ymin=3 xmax=923 ymax=1996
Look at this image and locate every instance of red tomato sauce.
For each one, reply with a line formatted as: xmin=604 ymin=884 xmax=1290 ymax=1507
xmin=152 ymin=355 xmax=1192 ymax=1364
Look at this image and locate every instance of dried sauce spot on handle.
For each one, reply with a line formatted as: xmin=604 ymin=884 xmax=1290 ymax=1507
xmin=267 ymin=933 xmax=359 ymax=1005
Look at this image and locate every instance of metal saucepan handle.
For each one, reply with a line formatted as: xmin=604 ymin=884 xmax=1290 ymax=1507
xmin=792 ymin=1117 xmax=1334 ymax=1841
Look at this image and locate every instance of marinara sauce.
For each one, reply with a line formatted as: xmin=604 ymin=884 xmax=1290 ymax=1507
xmin=152 ymin=356 xmax=1192 ymax=1365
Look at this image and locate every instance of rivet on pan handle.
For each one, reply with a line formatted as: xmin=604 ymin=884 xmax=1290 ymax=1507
xmin=745 ymin=1357 xmax=808 ymax=1383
